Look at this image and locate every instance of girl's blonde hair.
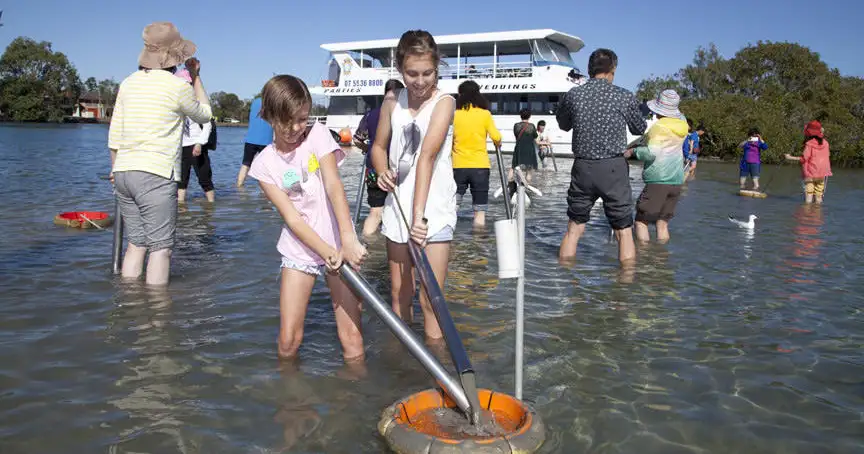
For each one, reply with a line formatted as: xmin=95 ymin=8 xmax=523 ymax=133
xmin=260 ymin=75 xmax=311 ymax=126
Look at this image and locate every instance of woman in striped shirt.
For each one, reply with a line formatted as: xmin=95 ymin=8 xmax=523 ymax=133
xmin=108 ymin=22 xmax=212 ymax=286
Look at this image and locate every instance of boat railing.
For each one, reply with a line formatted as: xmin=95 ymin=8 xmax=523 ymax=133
xmin=439 ymin=61 xmax=533 ymax=80
xmin=349 ymin=61 xmax=535 ymax=82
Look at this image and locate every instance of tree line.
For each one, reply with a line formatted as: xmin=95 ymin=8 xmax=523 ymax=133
xmin=0 ymin=36 xmax=332 ymax=123
xmin=636 ymin=41 xmax=864 ymax=166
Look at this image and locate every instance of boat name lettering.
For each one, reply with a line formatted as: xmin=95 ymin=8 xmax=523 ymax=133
xmin=323 ymin=87 xmax=362 ymax=94
xmin=479 ymin=83 xmax=537 ymax=91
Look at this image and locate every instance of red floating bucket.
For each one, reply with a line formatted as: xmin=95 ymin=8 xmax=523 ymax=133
xmin=53 ymin=211 xmax=113 ymax=229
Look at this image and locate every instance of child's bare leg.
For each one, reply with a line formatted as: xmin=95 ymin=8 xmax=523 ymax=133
xmin=752 ymin=177 xmax=760 ymax=191
xmin=361 ymin=207 xmax=383 ymax=237
xmin=121 ymin=243 xmax=147 ymax=280
xmin=325 ymin=273 xmax=365 ymax=361
xmin=635 ymin=221 xmax=651 ymax=243
xmin=204 ymin=190 xmax=215 ymax=203
xmin=278 ymin=267 xmax=316 ymax=358
xmin=177 ymin=188 xmax=187 ymax=204
xmin=386 ymin=241 xmax=415 ymax=323
xmin=656 ymin=220 xmax=670 ymax=243
xmin=739 ymin=176 xmax=747 ymax=189
xmin=418 ymin=241 xmax=451 ymax=340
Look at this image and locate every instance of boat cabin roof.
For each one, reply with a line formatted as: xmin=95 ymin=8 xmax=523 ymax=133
xmin=321 ymin=29 xmax=584 ymax=56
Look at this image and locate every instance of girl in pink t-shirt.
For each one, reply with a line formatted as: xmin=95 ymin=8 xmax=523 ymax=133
xmin=249 ymin=75 xmax=367 ymax=361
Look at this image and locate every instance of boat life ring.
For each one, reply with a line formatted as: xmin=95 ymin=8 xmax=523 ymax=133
xmin=338 ymin=127 xmax=353 ymax=144
xmin=53 ymin=211 xmax=113 ymax=229
xmin=378 ymin=388 xmax=545 ymax=453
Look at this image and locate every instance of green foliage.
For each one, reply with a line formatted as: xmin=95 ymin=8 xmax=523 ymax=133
xmin=636 ymin=41 xmax=864 ymax=166
xmin=210 ymin=91 xmax=248 ymax=121
xmin=96 ymin=78 xmax=119 ymax=116
xmin=0 ymin=37 xmax=82 ymax=122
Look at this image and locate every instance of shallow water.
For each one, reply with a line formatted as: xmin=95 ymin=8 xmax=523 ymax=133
xmin=1 ymin=124 xmax=863 ymax=453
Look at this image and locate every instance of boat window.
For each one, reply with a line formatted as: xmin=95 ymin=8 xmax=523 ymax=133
xmin=328 ymin=59 xmax=341 ymax=85
xmin=531 ymin=39 xmax=575 ymax=66
xmin=326 ymin=96 xmax=382 ymax=116
xmin=483 ymin=93 xmax=562 ymax=116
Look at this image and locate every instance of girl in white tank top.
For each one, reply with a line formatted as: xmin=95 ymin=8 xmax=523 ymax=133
xmin=380 ymin=89 xmax=457 ymax=243
xmin=368 ymin=30 xmax=456 ymax=340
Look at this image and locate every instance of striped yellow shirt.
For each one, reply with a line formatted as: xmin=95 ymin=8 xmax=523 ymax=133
xmin=108 ymin=70 xmax=212 ymax=181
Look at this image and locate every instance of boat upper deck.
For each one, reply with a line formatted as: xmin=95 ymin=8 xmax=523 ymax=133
xmin=317 ymin=29 xmax=585 ymax=89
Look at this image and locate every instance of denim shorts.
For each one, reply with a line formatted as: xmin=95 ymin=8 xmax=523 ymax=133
xmin=281 ymin=257 xmax=323 ymax=276
xmin=740 ymin=162 xmax=761 ymax=178
xmin=428 ymin=225 xmax=454 ymax=243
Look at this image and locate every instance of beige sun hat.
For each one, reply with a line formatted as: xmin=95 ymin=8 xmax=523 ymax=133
xmin=138 ymin=22 xmax=196 ymax=69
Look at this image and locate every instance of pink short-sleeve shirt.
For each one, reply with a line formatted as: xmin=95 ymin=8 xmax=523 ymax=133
xmin=248 ymin=122 xmax=346 ymax=266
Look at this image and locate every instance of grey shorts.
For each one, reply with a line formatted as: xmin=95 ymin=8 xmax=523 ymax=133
xmin=567 ymin=157 xmax=634 ymax=230
xmin=114 ymin=171 xmax=178 ymax=251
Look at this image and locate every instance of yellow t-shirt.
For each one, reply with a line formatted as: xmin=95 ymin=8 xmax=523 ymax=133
xmin=452 ymin=106 xmax=501 ymax=169
xmin=109 ymin=70 xmax=212 ymax=181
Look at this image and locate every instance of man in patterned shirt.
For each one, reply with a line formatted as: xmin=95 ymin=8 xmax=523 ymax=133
xmin=555 ymin=48 xmax=646 ymax=265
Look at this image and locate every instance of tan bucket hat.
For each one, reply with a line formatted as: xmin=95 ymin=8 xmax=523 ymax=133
xmin=138 ymin=22 xmax=196 ymax=69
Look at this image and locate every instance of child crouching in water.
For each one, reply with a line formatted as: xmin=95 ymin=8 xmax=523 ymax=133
xmin=786 ymin=120 xmax=832 ymax=204
xmin=249 ymin=75 xmax=367 ymax=361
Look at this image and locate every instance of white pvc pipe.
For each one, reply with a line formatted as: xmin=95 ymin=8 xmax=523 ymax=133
xmin=514 ymin=169 xmax=527 ymax=400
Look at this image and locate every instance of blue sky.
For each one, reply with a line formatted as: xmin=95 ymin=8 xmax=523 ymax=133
xmin=1 ymin=0 xmax=861 ymax=99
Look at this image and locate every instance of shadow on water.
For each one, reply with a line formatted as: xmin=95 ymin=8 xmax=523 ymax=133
xmin=0 ymin=125 xmax=863 ymax=453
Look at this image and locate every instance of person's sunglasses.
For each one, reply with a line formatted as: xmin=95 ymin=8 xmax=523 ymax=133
xmin=397 ymin=122 xmax=421 ymax=185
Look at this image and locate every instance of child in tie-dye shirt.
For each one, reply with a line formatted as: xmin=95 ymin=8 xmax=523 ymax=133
xmin=625 ymin=89 xmax=688 ymax=243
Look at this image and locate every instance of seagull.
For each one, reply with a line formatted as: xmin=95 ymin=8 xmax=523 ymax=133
xmin=729 ymin=214 xmax=757 ymax=229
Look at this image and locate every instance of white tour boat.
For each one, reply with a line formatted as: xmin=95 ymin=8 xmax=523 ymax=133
xmin=308 ymin=29 xmax=642 ymax=155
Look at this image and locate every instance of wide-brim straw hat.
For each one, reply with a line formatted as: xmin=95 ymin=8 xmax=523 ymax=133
xmin=646 ymin=89 xmax=684 ymax=119
xmin=138 ymin=22 xmax=196 ymax=69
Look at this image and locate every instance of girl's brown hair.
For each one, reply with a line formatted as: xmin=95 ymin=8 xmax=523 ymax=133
xmin=260 ymin=75 xmax=311 ymax=126
xmin=395 ymin=30 xmax=440 ymax=70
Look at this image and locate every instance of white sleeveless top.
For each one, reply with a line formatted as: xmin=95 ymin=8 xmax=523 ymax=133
xmin=381 ymin=90 xmax=457 ymax=243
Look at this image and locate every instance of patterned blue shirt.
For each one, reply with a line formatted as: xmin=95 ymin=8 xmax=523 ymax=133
xmin=556 ymin=78 xmax=647 ymax=160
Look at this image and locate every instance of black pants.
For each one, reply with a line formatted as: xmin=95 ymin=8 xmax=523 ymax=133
xmin=179 ymin=145 xmax=214 ymax=191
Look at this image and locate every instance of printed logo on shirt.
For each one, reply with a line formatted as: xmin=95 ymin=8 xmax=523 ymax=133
xmin=308 ymin=154 xmax=320 ymax=175
xmin=282 ymin=169 xmax=301 ymax=193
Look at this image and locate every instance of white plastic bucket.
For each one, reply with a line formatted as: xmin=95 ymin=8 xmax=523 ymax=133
xmin=494 ymin=219 xmax=521 ymax=279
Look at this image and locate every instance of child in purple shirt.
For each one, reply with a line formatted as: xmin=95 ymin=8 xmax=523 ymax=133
xmin=739 ymin=127 xmax=769 ymax=191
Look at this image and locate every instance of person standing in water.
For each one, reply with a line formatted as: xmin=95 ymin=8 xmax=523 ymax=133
xmin=108 ymin=22 xmax=212 ymax=286
xmin=451 ymin=79 xmax=501 ymax=228
xmin=371 ymin=30 xmax=457 ymax=340
xmin=352 ymin=79 xmax=404 ymax=236
xmin=536 ymin=120 xmax=552 ymax=168
xmin=236 ymin=96 xmax=274 ymax=186
xmin=739 ymin=127 xmax=768 ymax=191
xmin=682 ymin=119 xmax=704 ymax=178
xmin=555 ymin=48 xmax=646 ymax=264
xmin=509 ymin=109 xmax=538 ymax=183
xmin=785 ymin=120 xmax=832 ymax=204
xmin=249 ymin=75 xmax=367 ymax=360
xmin=176 ymin=68 xmax=216 ymax=203
xmin=627 ymin=90 xmax=687 ymax=243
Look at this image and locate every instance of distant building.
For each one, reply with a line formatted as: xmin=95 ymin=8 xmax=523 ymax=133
xmin=73 ymin=91 xmax=106 ymax=119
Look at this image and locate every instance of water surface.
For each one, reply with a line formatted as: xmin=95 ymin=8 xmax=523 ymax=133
xmin=1 ymin=124 xmax=862 ymax=453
